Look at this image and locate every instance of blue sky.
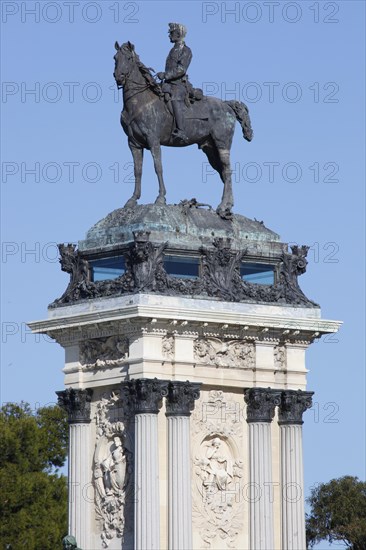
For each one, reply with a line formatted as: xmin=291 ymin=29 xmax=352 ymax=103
xmin=1 ymin=2 xmax=365 ymax=547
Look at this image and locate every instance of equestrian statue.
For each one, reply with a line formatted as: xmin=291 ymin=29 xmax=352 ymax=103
xmin=113 ymin=23 xmax=253 ymax=219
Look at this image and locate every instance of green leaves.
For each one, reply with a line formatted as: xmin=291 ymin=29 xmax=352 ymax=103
xmin=306 ymin=476 xmax=366 ymax=549
xmin=0 ymin=402 xmax=69 ymax=549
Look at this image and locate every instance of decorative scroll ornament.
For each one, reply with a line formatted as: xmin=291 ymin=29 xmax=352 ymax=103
xmin=192 ymin=391 xmax=244 ymax=547
xmin=93 ymin=390 xmax=134 ymax=548
xmin=200 ymin=238 xmax=246 ymax=301
xmin=51 ymin=237 xmax=317 ymax=309
xmin=244 ymin=387 xmax=282 ymax=423
xmin=53 ymin=243 xmax=96 ymax=305
xmin=194 ymin=337 xmax=255 ymax=369
xmin=274 ymin=343 xmax=287 ymax=371
xmin=278 ymin=390 xmax=314 ymax=425
xmin=165 ymin=381 xmax=201 ymax=417
xmin=56 ymin=387 xmax=93 ymax=423
xmin=162 ymin=333 xmax=175 ymax=360
xmin=277 ymin=245 xmax=316 ymax=305
xmin=124 ymin=231 xmax=168 ymax=292
xmin=79 ymin=336 xmax=129 ymax=368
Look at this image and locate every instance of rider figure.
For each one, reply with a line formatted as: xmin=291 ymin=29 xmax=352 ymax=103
xmin=157 ymin=23 xmax=192 ymax=142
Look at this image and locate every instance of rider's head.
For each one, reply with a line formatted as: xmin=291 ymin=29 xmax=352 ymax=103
xmin=168 ymin=23 xmax=187 ymax=43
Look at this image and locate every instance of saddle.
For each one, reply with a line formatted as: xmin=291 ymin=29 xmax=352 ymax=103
xmin=162 ymin=80 xmax=203 ymax=107
xmin=185 ymin=81 xmax=204 ymax=105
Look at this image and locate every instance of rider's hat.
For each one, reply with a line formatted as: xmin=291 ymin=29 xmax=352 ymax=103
xmin=168 ymin=22 xmax=187 ymax=38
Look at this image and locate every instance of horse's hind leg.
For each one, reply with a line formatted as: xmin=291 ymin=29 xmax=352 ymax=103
xmin=150 ymin=142 xmax=166 ymax=205
xmin=124 ymin=143 xmax=143 ymax=208
xmin=216 ymin=148 xmax=234 ymax=218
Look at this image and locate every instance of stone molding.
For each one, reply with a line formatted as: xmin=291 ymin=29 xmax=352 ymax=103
xmin=165 ymin=381 xmax=201 ymax=417
xmin=122 ymin=378 xmax=168 ymax=414
xmin=56 ymin=387 xmax=93 ymax=423
xmin=278 ymin=390 xmax=314 ymax=425
xmin=244 ymin=387 xmax=282 ymax=423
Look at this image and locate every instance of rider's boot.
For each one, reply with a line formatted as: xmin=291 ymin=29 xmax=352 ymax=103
xmin=172 ymin=101 xmax=189 ymax=142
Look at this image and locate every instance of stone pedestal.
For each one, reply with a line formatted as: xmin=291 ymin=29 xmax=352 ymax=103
xmin=29 ymin=204 xmax=341 ymax=549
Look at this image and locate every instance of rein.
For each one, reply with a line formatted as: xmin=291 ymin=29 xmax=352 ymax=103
xmin=123 ymin=79 xmax=151 ymax=102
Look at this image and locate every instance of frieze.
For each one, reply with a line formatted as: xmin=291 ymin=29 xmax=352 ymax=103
xmin=274 ymin=343 xmax=287 ymax=371
xmin=194 ymin=337 xmax=255 ymax=369
xmin=79 ymin=336 xmax=129 ymax=369
xmin=50 ymin=234 xmax=317 ymax=309
xmin=162 ymin=334 xmax=175 ymax=360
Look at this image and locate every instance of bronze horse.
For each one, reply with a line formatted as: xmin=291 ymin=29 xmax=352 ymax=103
xmin=113 ymin=41 xmax=253 ymax=218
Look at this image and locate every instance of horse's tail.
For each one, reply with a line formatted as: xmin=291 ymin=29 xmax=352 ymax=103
xmin=226 ymin=100 xmax=253 ymax=142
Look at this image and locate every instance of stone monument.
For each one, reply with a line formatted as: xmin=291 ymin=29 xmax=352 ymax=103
xmin=29 ymin=25 xmax=340 ymax=550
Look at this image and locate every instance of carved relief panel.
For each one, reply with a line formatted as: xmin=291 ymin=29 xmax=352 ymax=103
xmin=79 ymin=336 xmax=129 ymax=369
xmin=274 ymin=343 xmax=287 ymax=371
xmin=93 ymin=390 xmax=134 ymax=548
xmin=194 ymin=337 xmax=255 ymax=369
xmin=191 ymin=390 xmax=244 ymax=549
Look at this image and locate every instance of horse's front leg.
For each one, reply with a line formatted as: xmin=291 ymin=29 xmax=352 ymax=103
xmin=124 ymin=142 xmax=144 ymax=208
xmin=216 ymin=148 xmax=234 ymax=218
xmin=150 ymin=142 xmax=166 ymax=205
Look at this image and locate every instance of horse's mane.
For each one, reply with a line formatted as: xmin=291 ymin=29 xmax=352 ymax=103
xmin=135 ymin=54 xmax=163 ymax=97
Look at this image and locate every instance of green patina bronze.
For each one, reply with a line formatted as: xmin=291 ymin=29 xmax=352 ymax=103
xmin=62 ymin=535 xmax=81 ymax=550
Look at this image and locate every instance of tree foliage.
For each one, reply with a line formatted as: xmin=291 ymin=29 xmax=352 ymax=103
xmin=306 ymin=476 xmax=366 ymax=549
xmin=0 ymin=402 xmax=69 ymax=549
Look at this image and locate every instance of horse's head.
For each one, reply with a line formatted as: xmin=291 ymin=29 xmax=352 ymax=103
xmin=113 ymin=41 xmax=137 ymax=88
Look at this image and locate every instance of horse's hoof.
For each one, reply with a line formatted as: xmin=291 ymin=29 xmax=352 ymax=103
xmin=154 ymin=196 xmax=166 ymax=206
xmin=216 ymin=205 xmax=233 ymax=220
xmin=124 ymin=197 xmax=138 ymax=208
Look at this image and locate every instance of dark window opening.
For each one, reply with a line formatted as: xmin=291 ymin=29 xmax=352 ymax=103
xmin=240 ymin=263 xmax=275 ymax=285
xmin=90 ymin=256 xmax=125 ymax=282
xmin=164 ymin=255 xmax=199 ymax=279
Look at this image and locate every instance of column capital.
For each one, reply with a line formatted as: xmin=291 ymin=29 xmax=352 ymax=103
xmin=278 ymin=390 xmax=314 ymax=425
xmin=165 ymin=381 xmax=201 ymax=417
xmin=124 ymin=378 xmax=168 ymax=414
xmin=56 ymin=387 xmax=93 ymax=424
xmin=244 ymin=387 xmax=281 ymax=423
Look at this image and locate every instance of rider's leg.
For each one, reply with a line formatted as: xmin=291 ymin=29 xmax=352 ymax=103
xmin=171 ymin=101 xmax=188 ymax=141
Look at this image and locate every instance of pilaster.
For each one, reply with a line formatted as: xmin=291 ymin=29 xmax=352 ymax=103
xmin=124 ymin=378 xmax=168 ymax=550
xmin=165 ymin=381 xmax=201 ymax=550
xmin=57 ymin=388 xmax=93 ymax=549
xmin=278 ymin=390 xmax=313 ymax=550
xmin=244 ymin=387 xmax=281 ymax=550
